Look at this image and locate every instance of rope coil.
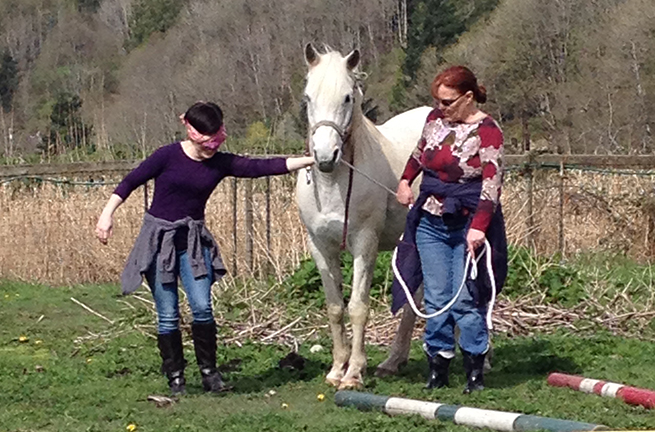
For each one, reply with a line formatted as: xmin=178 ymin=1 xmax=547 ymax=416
xmin=392 ymin=238 xmax=497 ymax=329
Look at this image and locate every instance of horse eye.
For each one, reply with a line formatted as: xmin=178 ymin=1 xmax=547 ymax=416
xmin=344 ymin=95 xmax=351 ymax=104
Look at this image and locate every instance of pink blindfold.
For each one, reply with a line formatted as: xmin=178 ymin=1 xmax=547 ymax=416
xmin=184 ymin=120 xmax=227 ymax=151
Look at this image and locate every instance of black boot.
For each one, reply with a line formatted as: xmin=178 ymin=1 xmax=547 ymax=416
xmin=462 ymin=350 xmax=485 ymax=394
xmin=425 ymin=353 xmax=451 ymax=389
xmin=192 ymin=322 xmax=230 ymax=393
xmin=157 ymin=330 xmax=186 ymax=395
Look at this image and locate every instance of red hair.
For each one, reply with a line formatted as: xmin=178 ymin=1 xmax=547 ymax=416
xmin=431 ymin=66 xmax=487 ymax=104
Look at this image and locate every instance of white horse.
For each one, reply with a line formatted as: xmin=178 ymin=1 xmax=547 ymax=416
xmin=295 ymin=43 xmax=431 ymax=388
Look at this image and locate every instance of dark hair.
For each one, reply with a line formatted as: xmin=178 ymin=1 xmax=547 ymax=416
xmin=184 ymin=102 xmax=224 ymax=135
xmin=431 ymin=66 xmax=487 ymax=104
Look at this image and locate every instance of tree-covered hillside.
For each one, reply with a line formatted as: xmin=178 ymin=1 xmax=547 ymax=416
xmin=0 ymin=0 xmax=652 ymax=160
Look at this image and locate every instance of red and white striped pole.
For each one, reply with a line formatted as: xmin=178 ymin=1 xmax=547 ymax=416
xmin=548 ymin=372 xmax=655 ymax=409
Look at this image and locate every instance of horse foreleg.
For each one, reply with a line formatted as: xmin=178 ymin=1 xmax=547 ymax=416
xmin=308 ymin=236 xmax=349 ymax=387
xmin=340 ymin=237 xmax=377 ymax=389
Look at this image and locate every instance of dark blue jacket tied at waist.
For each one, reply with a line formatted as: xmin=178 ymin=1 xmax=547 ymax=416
xmin=390 ymin=171 xmax=508 ymax=315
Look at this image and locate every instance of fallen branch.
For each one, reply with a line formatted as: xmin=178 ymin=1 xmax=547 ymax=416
xmin=70 ymin=297 xmax=114 ymax=325
xmin=261 ymin=316 xmax=303 ymax=342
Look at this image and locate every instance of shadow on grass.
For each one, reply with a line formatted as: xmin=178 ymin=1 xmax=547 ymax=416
xmin=181 ymin=351 xmax=329 ymax=395
xmin=369 ymin=337 xmax=582 ymax=390
xmin=488 ymin=337 xmax=582 ymax=387
xmin=231 ymin=360 xmax=328 ymax=394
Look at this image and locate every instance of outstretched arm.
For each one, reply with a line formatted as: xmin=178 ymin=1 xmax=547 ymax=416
xmin=225 ymin=154 xmax=313 ymax=178
xmin=286 ymin=156 xmax=314 ymax=171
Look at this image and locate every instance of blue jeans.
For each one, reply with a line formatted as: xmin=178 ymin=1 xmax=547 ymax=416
xmin=416 ymin=213 xmax=489 ymax=357
xmin=145 ymin=247 xmax=215 ymax=334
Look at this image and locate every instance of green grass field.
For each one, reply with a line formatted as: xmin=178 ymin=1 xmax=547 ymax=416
xmin=2 ymin=279 xmax=655 ymax=432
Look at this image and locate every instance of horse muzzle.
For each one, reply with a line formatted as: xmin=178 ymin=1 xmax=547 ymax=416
xmin=316 ymin=149 xmax=340 ymax=173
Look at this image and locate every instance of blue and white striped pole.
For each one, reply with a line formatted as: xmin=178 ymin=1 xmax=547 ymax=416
xmin=334 ymin=391 xmax=607 ymax=432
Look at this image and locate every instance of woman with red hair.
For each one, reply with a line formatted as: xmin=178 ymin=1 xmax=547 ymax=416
xmin=393 ymin=66 xmax=507 ymax=393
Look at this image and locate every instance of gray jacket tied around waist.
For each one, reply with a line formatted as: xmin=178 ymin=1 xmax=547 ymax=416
xmin=121 ymin=212 xmax=226 ymax=295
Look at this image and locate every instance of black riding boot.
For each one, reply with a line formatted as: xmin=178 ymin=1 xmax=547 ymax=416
xmin=192 ymin=322 xmax=230 ymax=393
xmin=462 ymin=350 xmax=485 ymax=394
xmin=425 ymin=353 xmax=451 ymax=389
xmin=157 ymin=330 xmax=186 ymax=395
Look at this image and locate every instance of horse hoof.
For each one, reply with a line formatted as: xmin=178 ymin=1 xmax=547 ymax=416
xmin=374 ymin=367 xmax=396 ymax=378
xmin=338 ymin=378 xmax=364 ymax=390
xmin=325 ymin=376 xmax=342 ymax=387
xmin=375 ymin=358 xmax=407 ymax=378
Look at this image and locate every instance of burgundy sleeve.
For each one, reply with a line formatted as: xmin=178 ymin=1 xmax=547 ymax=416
xmin=400 ymin=109 xmax=442 ymax=184
xmin=223 ymin=154 xmax=290 ymax=178
xmin=113 ymin=147 xmax=168 ymax=200
xmin=400 ymin=138 xmax=425 ymax=184
xmin=470 ymin=121 xmax=504 ymax=233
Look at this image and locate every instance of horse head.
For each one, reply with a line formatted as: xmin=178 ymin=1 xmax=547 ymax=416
xmin=303 ymin=43 xmax=361 ymax=173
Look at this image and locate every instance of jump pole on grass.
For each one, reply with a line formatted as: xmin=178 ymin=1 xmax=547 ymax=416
xmin=334 ymin=391 xmax=607 ymax=432
xmin=548 ymin=372 xmax=655 ymax=409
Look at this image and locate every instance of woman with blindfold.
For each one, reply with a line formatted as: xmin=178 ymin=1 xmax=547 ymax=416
xmin=95 ymin=101 xmax=313 ymax=396
xmin=394 ymin=66 xmax=506 ymax=393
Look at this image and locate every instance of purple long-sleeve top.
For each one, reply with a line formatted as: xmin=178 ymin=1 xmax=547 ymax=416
xmin=114 ymin=142 xmax=289 ymax=221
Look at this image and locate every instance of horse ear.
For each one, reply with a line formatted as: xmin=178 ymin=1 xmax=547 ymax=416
xmin=305 ymin=43 xmax=319 ymax=67
xmin=346 ymin=49 xmax=360 ymax=71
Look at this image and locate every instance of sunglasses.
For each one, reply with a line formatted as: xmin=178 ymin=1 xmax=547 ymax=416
xmin=435 ymin=93 xmax=467 ymax=108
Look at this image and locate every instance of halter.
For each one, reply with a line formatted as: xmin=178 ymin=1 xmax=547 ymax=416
xmin=303 ymin=78 xmax=361 ymax=154
xmin=309 ymin=119 xmax=351 ymax=145
xmin=304 ymin=83 xmax=360 ymax=250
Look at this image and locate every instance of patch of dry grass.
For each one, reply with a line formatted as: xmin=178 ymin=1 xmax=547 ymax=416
xmin=0 ymin=175 xmax=307 ymax=285
xmin=0 ymin=169 xmax=653 ymax=285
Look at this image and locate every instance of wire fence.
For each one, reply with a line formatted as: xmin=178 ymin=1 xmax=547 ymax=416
xmin=0 ymin=154 xmax=654 ymax=285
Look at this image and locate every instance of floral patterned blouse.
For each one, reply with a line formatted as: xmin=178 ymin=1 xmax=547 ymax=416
xmin=401 ymin=108 xmax=504 ymax=233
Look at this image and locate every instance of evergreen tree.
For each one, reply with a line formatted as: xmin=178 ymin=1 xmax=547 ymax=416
xmin=403 ymin=0 xmax=463 ymax=81
xmin=77 ymin=0 xmax=102 ymax=14
xmin=126 ymin=0 xmax=184 ymax=50
xmin=0 ymin=50 xmax=18 ymax=112
xmin=41 ymin=92 xmax=94 ymax=154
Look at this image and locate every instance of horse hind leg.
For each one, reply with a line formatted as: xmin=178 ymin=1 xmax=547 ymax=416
xmin=376 ymin=285 xmax=422 ymax=377
xmin=376 ymin=303 xmax=416 ymax=377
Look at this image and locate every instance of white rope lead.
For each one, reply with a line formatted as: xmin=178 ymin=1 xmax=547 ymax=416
xmin=392 ymin=238 xmax=496 ymax=330
xmin=333 ymin=158 xmax=498 ymax=328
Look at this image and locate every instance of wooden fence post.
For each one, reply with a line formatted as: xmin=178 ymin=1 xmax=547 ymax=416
xmin=143 ymin=181 xmax=149 ymax=212
xmin=245 ymin=179 xmax=254 ymax=274
xmin=522 ymin=115 xmax=536 ymax=250
xmin=265 ymin=176 xmax=272 ymax=275
xmin=558 ymin=159 xmax=565 ymax=257
xmin=526 ymin=158 xmax=535 ymax=250
xmin=232 ymin=177 xmax=238 ymax=275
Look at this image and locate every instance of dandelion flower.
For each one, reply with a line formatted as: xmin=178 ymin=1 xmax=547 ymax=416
xmin=126 ymin=424 xmax=137 ymax=431
xmin=281 ymin=403 xmax=289 ymax=409
xmin=18 ymin=336 xmax=28 ymax=343
xmin=317 ymin=394 xmax=325 ymax=402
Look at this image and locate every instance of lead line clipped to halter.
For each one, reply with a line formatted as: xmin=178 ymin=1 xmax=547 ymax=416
xmin=392 ymin=237 xmax=497 ymax=330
